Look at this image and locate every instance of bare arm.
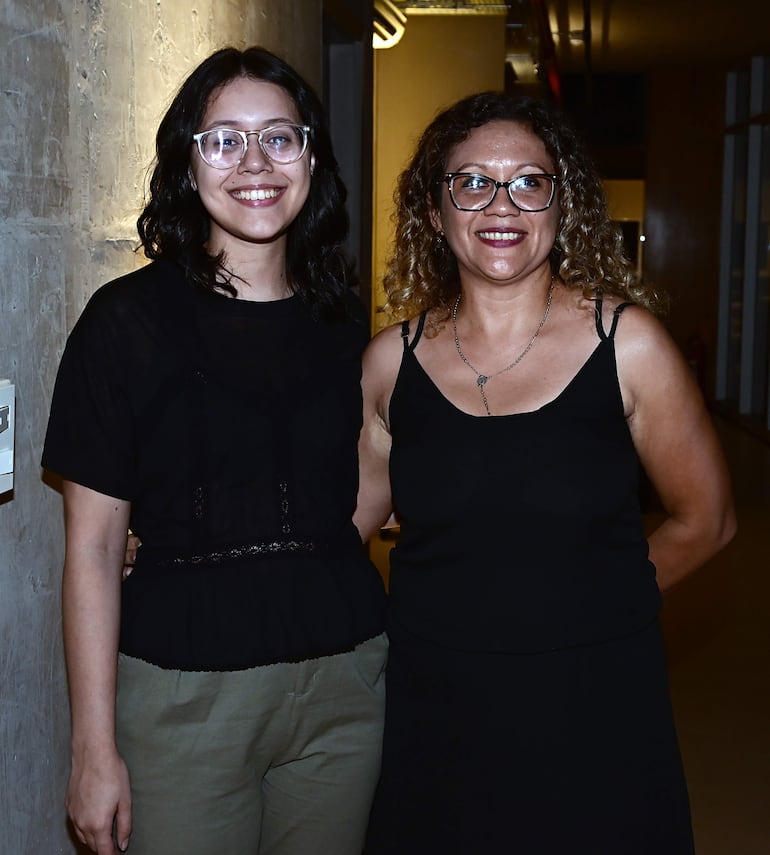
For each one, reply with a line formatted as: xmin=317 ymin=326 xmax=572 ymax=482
xmin=62 ymin=481 xmax=132 ymax=854
xmin=616 ymin=309 xmax=736 ymax=591
xmin=353 ymin=324 xmax=404 ymax=543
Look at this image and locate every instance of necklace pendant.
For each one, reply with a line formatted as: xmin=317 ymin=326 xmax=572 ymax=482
xmin=452 ymin=275 xmax=556 ymax=410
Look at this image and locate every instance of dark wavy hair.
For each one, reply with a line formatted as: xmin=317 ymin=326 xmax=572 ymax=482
xmin=137 ymin=46 xmax=353 ymax=316
xmin=384 ymin=91 xmax=665 ymax=321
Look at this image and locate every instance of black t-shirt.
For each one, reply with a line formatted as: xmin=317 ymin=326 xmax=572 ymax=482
xmin=43 ymin=258 xmax=386 ymax=669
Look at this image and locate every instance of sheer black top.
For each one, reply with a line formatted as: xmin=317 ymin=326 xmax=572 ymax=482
xmin=43 ymin=259 xmax=386 ymax=670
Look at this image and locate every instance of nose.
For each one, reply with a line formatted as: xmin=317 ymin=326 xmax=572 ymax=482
xmin=486 ymin=182 xmax=521 ymax=215
xmin=238 ymin=133 xmax=271 ymax=173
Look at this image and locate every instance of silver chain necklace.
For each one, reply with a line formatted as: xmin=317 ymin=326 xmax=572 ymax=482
xmin=451 ymin=275 xmax=556 ymax=416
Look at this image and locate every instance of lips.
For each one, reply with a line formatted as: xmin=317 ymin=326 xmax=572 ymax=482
xmin=231 ymin=187 xmax=281 ymax=201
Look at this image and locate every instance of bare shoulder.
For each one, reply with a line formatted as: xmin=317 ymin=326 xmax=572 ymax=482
xmin=610 ymin=303 xmax=700 ymax=417
xmin=366 ymin=318 xmax=405 ymax=351
xmin=361 ymin=319 xmax=408 ymax=422
xmin=363 ymin=320 xmax=404 ymax=378
xmin=611 ymin=302 xmax=683 ymax=363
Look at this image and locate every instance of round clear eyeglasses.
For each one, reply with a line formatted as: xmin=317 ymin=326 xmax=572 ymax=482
xmin=192 ymin=124 xmax=311 ymax=169
xmin=442 ymin=172 xmax=559 ymax=212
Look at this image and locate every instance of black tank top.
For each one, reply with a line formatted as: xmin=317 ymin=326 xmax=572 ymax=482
xmin=387 ymin=299 xmax=661 ymax=653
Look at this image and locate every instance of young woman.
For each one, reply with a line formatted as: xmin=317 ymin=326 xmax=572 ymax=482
xmin=43 ymin=47 xmax=386 ymax=855
xmin=355 ymin=92 xmax=736 ymax=854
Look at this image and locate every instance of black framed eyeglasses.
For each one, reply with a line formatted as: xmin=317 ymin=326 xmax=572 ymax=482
xmin=442 ymin=172 xmax=559 ymax=212
xmin=192 ymin=124 xmax=311 ymax=169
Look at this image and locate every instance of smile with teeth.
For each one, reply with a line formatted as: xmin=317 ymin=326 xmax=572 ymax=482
xmin=231 ymin=188 xmax=281 ymax=201
xmin=478 ymin=230 xmax=524 ymax=240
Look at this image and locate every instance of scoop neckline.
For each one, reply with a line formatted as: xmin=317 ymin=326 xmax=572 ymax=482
xmin=402 ymin=339 xmax=606 ymax=421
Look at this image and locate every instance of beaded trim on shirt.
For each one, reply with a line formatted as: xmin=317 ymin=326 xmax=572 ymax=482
xmin=155 ymin=539 xmax=322 ymax=567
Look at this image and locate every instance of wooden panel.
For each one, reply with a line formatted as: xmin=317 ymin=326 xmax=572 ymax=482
xmin=644 ymin=69 xmax=726 ymax=396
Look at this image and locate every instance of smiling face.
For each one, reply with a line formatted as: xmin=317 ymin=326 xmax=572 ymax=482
xmin=431 ymin=119 xmax=560 ymax=289
xmin=190 ymin=76 xmax=313 ymax=257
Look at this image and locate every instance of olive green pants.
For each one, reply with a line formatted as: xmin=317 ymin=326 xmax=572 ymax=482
xmin=115 ymin=633 xmax=387 ymax=855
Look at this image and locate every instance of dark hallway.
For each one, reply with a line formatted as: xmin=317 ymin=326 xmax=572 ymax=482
xmin=662 ymin=419 xmax=770 ymax=853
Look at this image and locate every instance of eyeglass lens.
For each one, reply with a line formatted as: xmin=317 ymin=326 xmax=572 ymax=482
xmin=198 ymin=125 xmax=306 ymax=167
xmin=449 ymin=174 xmax=554 ymax=211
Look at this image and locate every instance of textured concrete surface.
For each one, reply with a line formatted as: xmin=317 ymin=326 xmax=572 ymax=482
xmin=0 ymin=2 xmax=321 ymax=851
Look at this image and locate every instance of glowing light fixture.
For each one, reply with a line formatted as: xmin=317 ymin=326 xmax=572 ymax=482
xmin=373 ymin=0 xmax=407 ymax=49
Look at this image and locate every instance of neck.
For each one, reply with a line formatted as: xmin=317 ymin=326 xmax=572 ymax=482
xmin=230 ymin=270 xmax=292 ymax=302
xmin=455 ymin=271 xmax=556 ymax=334
xmin=211 ymin=240 xmax=293 ymax=302
xmin=452 ymin=274 xmax=557 ymax=416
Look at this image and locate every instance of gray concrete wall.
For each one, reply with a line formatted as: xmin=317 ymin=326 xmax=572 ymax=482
xmin=0 ymin=1 xmax=321 ymax=851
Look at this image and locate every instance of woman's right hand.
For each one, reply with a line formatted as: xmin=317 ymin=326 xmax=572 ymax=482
xmin=66 ymin=746 xmax=132 ymax=853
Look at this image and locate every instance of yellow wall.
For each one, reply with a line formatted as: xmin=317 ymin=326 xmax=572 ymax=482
xmin=603 ymin=179 xmax=646 ymax=276
xmin=372 ymin=12 xmax=506 ymax=330
xmin=603 ymin=179 xmax=645 ymax=222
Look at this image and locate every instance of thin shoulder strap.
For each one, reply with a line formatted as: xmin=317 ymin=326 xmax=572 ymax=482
xmin=401 ymin=311 xmax=427 ymax=351
xmin=595 ymin=298 xmax=635 ymax=341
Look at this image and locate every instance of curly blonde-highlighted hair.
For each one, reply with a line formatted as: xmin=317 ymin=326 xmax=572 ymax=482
xmin=383 ymin=92 xmax=664 ymax=322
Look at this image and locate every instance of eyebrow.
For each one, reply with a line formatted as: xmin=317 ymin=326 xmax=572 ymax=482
xmin=202 ymin=117 xmax=300 ymax=129
xmin=453 ymin=161 xmax=551 ymax=174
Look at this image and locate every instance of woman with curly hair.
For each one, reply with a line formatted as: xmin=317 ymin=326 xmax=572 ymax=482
xmin=43 ymin=47 xmax=387 ymax=855
xmin=356 ymin=92 xmax=734 ymax=853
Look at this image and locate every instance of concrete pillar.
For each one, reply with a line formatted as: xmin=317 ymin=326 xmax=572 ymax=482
xmin=0 ymin=1 xmax=321 ymax=850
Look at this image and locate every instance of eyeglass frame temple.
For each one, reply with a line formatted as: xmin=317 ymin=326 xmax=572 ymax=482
xmin=192 ymin=124 xmax=311 ymax=167
xmin=442 ymin=172 xmax=559 ymax=212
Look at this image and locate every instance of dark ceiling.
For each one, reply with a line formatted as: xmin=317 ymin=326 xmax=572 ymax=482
xmin=383 ymin=0 xmax=770 ymax=76
xmin=548 ymin=0 xmax=770 ymax=76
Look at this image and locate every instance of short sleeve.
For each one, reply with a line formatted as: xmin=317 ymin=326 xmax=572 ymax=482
xmin=42 ymin=280 xmax=149 ymax=499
